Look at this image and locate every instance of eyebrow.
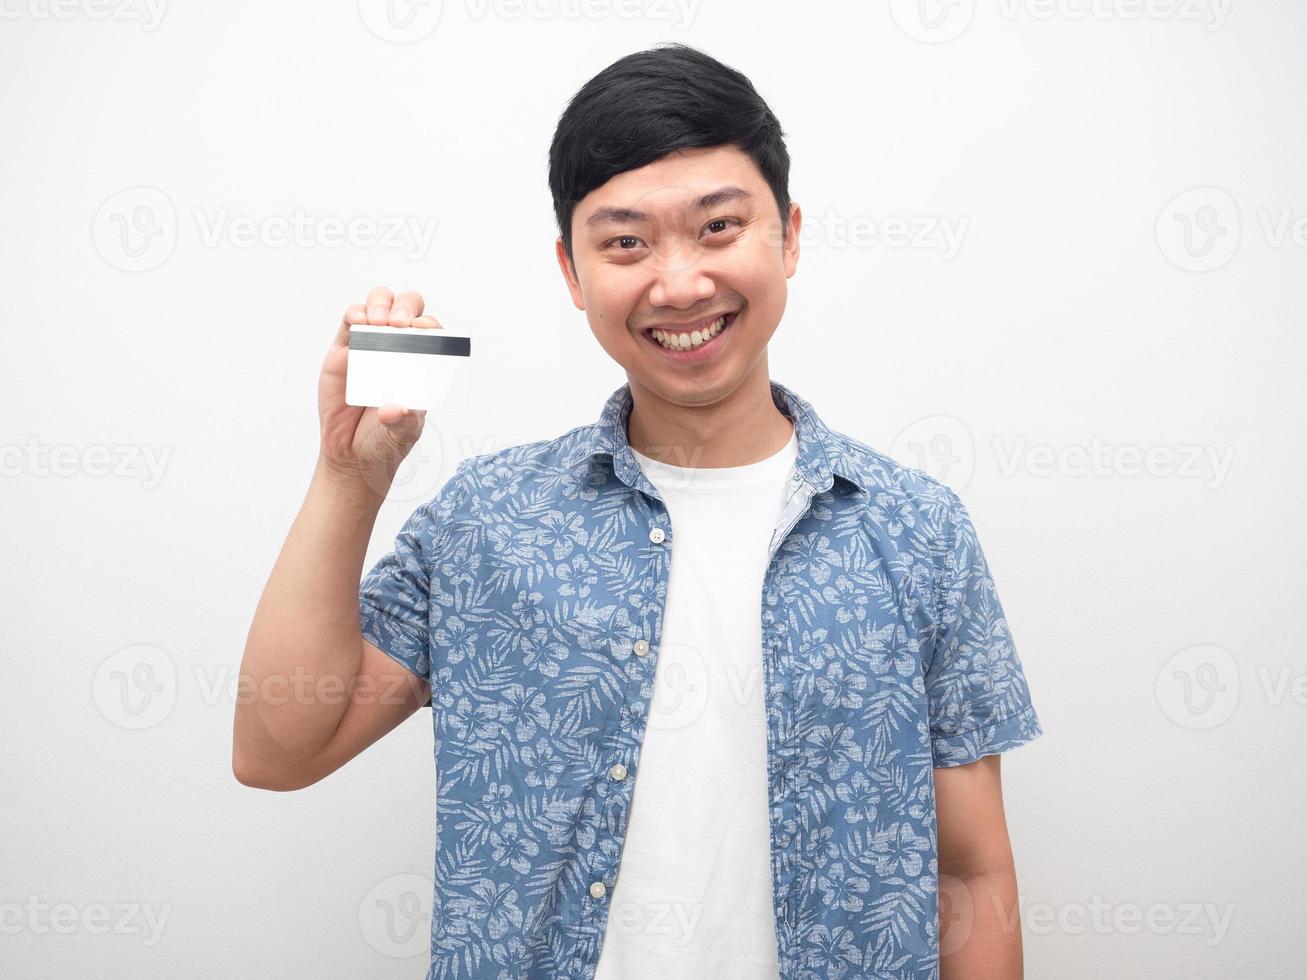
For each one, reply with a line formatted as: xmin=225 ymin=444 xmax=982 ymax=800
xmin=584 ymin=186 xmax=755 ymax=228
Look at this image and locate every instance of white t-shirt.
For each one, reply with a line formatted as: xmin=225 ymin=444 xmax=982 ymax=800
xmin=593 ymin=424 xmax=799 ymax=979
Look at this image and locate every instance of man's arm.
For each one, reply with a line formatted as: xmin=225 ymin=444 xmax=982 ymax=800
xmin=231 ymin=459 xmax=430 ymax=791
xmin=936 ymin=754 xmax=1025 ymax=980
xmin=231 ymin=287 xmax=437 ymax=791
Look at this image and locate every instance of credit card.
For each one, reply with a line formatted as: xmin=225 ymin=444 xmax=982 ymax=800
xmin=345 ymin=324 xmax=471 ymax=412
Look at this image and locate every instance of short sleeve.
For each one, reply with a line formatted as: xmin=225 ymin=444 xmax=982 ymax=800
xmin=925 ymin=488 xmax=1043 ymax=767
xmin=358 ymin=460 xmax=471 ymax=709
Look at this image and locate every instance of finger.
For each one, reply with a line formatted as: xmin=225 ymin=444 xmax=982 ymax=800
xmin=376 ymin=403 xmax=408 ymax=424
xmin=332 ymin=303 xmax=368 ymax=348
xmin=412 ymin=314 xmax=443 ymax=329
xmin=378 ymin=404 xmax=427 ymax=420
xmin=365 ymin=285 xmax=394 ymax=325
xmin=377 ymin=403 xmax=424 ymax=430
xmin=388 ymin=291 xmax=426 ymax=327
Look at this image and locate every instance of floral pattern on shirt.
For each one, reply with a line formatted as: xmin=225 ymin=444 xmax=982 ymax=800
xmin=359 ymin=380 xmax=1043 ymax=979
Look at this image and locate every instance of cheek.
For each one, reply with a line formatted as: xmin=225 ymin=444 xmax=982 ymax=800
xmin=737 ymin=269 xmax=781 ymax=310
xmin=725 ymin=240 xmax=783 ymax=293
xmin=591 ymin=282 xmax=642 ymax=327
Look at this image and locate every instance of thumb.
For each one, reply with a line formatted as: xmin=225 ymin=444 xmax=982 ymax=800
xmin=376 ymin=406 xmax=425 ymax=444
xmin=376 ymin=405 xmax=425 ymax=427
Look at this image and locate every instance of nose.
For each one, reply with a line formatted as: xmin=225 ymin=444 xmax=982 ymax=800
xmin=646 ymin=240 xmax=716 ymax=311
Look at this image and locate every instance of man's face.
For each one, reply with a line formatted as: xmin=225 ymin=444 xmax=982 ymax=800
xmin=556 ymin=144 xmax=801 ymax=409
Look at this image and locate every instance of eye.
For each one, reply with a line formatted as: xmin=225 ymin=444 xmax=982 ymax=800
xmin=603 ymin=234 xmax=646 ymax=251
xmin=703 ymin=217 xmax=740 ymax=236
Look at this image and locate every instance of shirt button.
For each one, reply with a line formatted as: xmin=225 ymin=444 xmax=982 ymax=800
xmin=648 ymin=527 xmax=665 ymax=544
xmin=633 ymin=639 xmax=649 ymax=657
xmin=589 ymin=881 xmax=607 ymax=900
xmin=609 ymin=763 xmax=628 ymax=781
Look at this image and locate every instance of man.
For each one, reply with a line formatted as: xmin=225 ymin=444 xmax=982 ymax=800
xmin=234 ymin=43 xmax=1042 ymax=980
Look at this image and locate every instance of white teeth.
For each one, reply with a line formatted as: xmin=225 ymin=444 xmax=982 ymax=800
xmin=652 ymin=315 xmax=727 ymax=351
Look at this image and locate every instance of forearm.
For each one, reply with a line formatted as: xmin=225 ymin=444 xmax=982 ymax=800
xmin=233 ymin=458 xmax=384 ymax=782
xmin=940 ymin=867 xmax=1023 ymax=980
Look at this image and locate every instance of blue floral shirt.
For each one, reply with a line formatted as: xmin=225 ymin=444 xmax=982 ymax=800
xmin=359 ymin=380 xmax=1043 ymax=980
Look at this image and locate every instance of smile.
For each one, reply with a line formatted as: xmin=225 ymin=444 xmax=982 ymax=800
xmin=642 ymin=311 xmax=739 ymax=355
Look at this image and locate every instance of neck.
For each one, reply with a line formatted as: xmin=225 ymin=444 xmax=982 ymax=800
xmin=626 ymin=361 xmax=794 ymax=469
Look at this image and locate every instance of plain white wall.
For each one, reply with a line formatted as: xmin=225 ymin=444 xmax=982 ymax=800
xmin=3 ymin=1 xmax=1303 ymax=977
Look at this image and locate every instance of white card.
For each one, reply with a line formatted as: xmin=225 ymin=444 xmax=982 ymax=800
xmin=345 ymin=325 xmax=471 ymax=412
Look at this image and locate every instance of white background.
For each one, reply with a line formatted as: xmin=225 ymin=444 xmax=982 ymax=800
xmin=3 ymin=1 xmax=1304 ymax=977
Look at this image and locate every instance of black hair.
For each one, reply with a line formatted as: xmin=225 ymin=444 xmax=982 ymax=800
xmin=548 ymin=43 xmax=791 ymax=264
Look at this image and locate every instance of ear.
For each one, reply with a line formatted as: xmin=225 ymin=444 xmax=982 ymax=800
xmin=555 ymin=236 xmax=585 ymax=311
xmin=782 ymin=202 xmax=802 ymax=279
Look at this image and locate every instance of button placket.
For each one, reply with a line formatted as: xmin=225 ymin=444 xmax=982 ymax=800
xmin=585 ymin=507 xmax=666 ymax=931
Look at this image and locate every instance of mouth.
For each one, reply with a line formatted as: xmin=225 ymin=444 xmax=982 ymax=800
xmin=640 ymin=310 xmax=740 ymax=360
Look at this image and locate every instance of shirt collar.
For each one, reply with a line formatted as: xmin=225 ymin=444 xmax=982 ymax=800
xmin=568 ymin=380 xmax=869 ymax=498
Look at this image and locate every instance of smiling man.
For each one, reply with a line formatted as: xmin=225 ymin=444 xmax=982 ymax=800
xmin=234 ymin=42 xmax=1043 ymax=980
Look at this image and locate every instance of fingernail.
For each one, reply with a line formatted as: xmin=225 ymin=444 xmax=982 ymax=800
xmin=370 ymin=305 xmax=386 ymax=321
xmin=392 ymin=307 xmax=410 ymax=321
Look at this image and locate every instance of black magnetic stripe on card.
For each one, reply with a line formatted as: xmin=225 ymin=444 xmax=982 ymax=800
xmin=348 ymin=332 xmax=471 ymax=356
